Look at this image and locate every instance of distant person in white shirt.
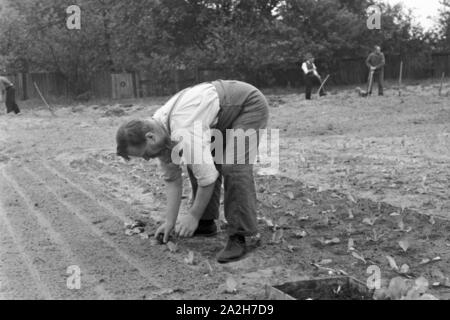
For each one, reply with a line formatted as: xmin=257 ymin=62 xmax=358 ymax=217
xmin=301 ymin=53 xmax=326 ymax=100
xmin=0 ymin=76 xmax=21 ymax=115
xmin=116 ymin=80 xmax=269 ymax=263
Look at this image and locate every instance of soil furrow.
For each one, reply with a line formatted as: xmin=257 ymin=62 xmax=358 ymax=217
xmin=1 ymin=169 xmax=113 ymax=300
xmin=24 ymin=161 xmax=238 ymax=299
xmin=42 ymin=159 xmax=130 ymax=224
xmin=0 ymin=222 xmax=42 ymax=299
xmin=6 ymin=165 xmax=163 ymax=299
xmin=0 ymin=194 xmax=53 ymax=299
xmin=45 ymin=159 xmax=163 ymax=220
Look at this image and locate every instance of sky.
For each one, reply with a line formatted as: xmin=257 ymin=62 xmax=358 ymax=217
xmin=384 ymin=0 xmax=443 ymax=30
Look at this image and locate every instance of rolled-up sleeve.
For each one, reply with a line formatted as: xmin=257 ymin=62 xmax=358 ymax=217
xmin=174 ymin=128 xmax=219 ymax=187
xmin=161 ymin=83 xmax=220 ymax=187
xmin=191 ymin=152 xmax=219 ymax=187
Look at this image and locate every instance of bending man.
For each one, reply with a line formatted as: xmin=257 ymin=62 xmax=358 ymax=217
xmin=116 ymin=80 xmax=269 ymax=263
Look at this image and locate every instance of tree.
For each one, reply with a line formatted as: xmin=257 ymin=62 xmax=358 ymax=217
xmin=437 ymin=0 xmax=450 ymax=49
xmin=0 ymin=0 xmax=439 ymax=91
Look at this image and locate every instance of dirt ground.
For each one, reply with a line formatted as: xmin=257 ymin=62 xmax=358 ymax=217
xmin=1 ymin=80 xmax=450 ymax=300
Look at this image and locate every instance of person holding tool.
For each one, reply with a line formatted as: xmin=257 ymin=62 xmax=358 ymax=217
xmin=0 ymin=75 xmax=21 ymax=115
xmin=302 ymin=53 xmax=327 ymax=100
xmin=365 ymin=45 xmax=385 ymax=96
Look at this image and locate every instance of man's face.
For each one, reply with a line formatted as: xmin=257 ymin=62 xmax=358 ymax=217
xmin=126 ymin=130 xmax=167 ymax=161
xmin=127 ymin=143 xmax=155 ymax=161
xmin=375 ymin=46 xmax=381 ymax=54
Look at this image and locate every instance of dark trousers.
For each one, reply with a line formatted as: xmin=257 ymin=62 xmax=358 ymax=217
xmin=187 ymin=85 xmax=269 ymax=237
xmin=305 ymin=73 xmax=325 ymax=100
xmin=5 ymin=86 xmax=20 ymax=114
xmin=368 ymin=69 xmax=384 ymax=96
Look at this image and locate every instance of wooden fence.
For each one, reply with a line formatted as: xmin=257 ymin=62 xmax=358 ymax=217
xmin=138 ymin=53 xmax=450 ymax=95
xmin=7 ymin=52 xmax=450 ymax=100
xmin=136 ymin=68 xmax=234 ymax=97
xmin=334 ymin=54 xmax=434 ymax=85
xmin=90 ymin=71 xmax=112 ymax=99
xmin=432 ymin=52 xmax=450 ymax=78
xmin=8 ymin=72 xmax=137 ymax=101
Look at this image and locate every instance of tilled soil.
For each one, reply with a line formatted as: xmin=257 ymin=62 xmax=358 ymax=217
xmin=1 ymin=84 xmax=450 ymax=299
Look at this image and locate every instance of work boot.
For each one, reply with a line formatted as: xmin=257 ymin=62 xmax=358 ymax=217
xmin=194 ymin=220 xmax=218 ymax=237
xmin=217 ymin=235 xmax=246 ymax=263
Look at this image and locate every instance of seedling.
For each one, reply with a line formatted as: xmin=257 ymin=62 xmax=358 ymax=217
xmin=348 ymin=238 xmax=355 ymax=252
xmin=184 ymin=251 xmax=195 ymax=265
xmin=293 ymin=230 xmax=307 ymax=238
xmin=222 ymin=277 xmax=238 ymax=294
xmin=386 ymin=256 xmax=399 ymax=271
xmin=318 ymin=237 xmax=340 ymax=245
xmin=286 ymin=191 xmax=295 ymax=200
xmin=271 ymin=229 xmax=284 ymax=244
xmin=399 ymin=239 xmax=410 ymax=253
xmin=167 ymin=241 xmax=178 ymax=253
xmin=363 ymin=217 xmax=378 ymax=226
xmin=351 ymin=252 xmax=366 ymax=264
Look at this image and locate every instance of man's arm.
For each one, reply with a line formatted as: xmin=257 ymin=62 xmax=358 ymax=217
xmin=189 ymin=182 xmax=215 ymax=221
xmin=154 ymin=157 xmax=183 ymax=242
xmin=312 ymin=63 xmax=321 ymax=79
xmin=175 ymin=172 xmax=216 ymax=238
xmin=155 ymin=176 xmax=183 ymax=243
xmin=376 ymin=53 xmax=386 ymax=69
xmin=165 ymin=177 xmax=183 ymax=226
xmin=178 ymin=128 xmax=218 ymax=221
xmin=366 ymin=54 xmax=373 ymax=68
xmin=172 ymin=123 xmax=220 ymax=237
xmin=175 ymin=181 xmax=215 ymax=238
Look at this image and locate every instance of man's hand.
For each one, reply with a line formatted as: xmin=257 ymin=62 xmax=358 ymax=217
xmin=155 ymin=222 xmax=175 ymax=243
xmin=175 ymin=214 xmax=199 ymax=238
xmin=156 ymin=177 xmax=182 ymax=243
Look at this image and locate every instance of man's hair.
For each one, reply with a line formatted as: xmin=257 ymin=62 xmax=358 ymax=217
xmin=116 ymin=120 xmax=152 ymax=160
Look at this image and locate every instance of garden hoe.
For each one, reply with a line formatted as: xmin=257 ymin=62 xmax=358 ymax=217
xmin=317 ymin=74 xmax=330 ymax=98
xmin=358 ymin=70 xmax=374 ymax=97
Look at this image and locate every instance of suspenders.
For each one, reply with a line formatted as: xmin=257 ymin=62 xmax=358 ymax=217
xmin=165 ymin=88 xmax=190 ymax=135
xmin=164 ymin=81 xmax=221 ymax=135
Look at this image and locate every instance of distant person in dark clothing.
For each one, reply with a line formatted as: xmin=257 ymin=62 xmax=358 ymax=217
xmin=0 ymin=76 xmax=21 ymax=115
xmin=302 ymin=53 xmax=326 ymax=100
xmin=366 ymin=46 xmax=385 ymax=96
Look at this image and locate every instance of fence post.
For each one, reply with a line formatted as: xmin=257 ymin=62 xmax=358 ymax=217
xmin=439 ymin=72 xmax=445 ymax=97
xmin=132 ymin=72 xmax=138 ymax=98
xmin=20 ymin=73 xmax=28 ymax=100
xmin=398 ymin=61 xmax=403 ymax=97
